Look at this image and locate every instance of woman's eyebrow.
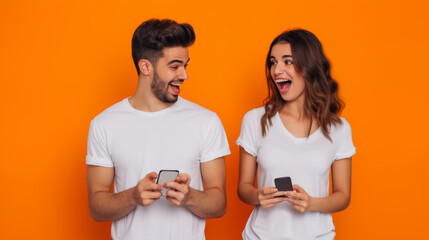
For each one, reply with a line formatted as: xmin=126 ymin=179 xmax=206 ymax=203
xmin=270 ymin=55 xmax=293 ymax=59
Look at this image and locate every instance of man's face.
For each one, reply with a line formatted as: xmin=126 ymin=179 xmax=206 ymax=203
xmin=151 ymin=46 xmax=190 ymax=103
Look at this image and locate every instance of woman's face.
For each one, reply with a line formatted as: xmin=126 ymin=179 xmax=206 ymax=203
xmin=270 ymin=42 xmax=306 ymax=103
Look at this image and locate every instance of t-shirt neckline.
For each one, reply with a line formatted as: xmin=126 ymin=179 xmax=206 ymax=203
xmin=274 ymin=112 xmax=321 ymax=143
xmin=124 ymin=97 xmax=181 ymax=116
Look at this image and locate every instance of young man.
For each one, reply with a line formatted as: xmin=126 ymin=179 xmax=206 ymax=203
xmin=86 ymin=19 xmax=230 ymax=240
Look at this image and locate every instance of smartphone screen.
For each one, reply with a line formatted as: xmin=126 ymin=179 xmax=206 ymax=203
xmin=274 ymin=176 xmax=293 ymax=191
xmin=156 ymin=170 xmax=179 ymax=185
xmin=156 ymin=170 xmax=179 ymax=197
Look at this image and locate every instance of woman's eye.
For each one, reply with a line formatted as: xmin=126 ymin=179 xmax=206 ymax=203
xmin=271 ymin=61 xmax=277 ymax=66
xmin=285 ymin=60 xmax=293 ymax=65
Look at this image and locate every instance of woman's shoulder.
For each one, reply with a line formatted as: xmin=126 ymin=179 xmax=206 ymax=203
xmin=330 ymin=117 xmax=353 ymax=137
xmin=243 ymin=107 xmax=266 ymax=120
xmin=339 ymin=117 xmax=352 ymax=129
xmin=240 ymin=107 xmax=265 ymax=129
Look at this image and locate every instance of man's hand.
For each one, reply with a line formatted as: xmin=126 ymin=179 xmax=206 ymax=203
xmin=164 ymin=173 xmax=191 ymax=206
xmin=161 ymin=158 xmax=226 ymax=218
xmin=134 ymin=172 xmax=163 ymax=206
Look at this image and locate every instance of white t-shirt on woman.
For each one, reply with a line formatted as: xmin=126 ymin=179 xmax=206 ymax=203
xmin=236 ymin=107 xmax=356 ymax=240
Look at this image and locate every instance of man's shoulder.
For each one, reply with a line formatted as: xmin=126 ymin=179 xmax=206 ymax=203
xmin=177 ymin=97 xmax=218 ymax=118
xmin=91 ymin=98 xmax=129 ymax=124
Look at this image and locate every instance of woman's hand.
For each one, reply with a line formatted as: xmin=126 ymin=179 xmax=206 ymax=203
xmin=257 ymin=187 xmax=287 ymax=208
xmin=285 ymin=185 xmax=313 ymax=213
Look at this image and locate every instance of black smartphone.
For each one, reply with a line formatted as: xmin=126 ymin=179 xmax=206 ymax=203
xmin=156 ymin=170 xmax=179 ymax=197
xmin=274 ymin=176 xmax=293 ymax=192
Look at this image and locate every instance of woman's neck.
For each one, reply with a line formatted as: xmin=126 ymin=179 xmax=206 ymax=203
xmin=280 ymin=99 xmax=308 ymax=121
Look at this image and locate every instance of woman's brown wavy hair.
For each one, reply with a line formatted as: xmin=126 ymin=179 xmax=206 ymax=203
xmin=261 ymin=29 xmax=343 ymax=141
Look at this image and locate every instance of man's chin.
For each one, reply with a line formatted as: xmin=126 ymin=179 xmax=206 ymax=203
xmin=158 ymin=94 xmax=178 ymax=104
xmin=168 ymin=97 xmax=178 ymax=103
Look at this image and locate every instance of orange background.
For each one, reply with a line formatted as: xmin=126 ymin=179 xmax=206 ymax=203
xmin=1 ymin=0 xmax=428 ymax=239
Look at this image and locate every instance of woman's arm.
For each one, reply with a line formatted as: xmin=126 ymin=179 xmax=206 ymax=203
xmin=285 ymin=158 xmax=352 ymax=213
xmin=237 ymin=147 xmax=285 ymax=208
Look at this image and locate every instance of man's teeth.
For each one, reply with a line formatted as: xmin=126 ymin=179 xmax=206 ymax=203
xmin=171 ymin=83 xmax=182 ymax=86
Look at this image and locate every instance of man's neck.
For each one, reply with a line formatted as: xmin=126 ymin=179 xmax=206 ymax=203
xmin=128 ymin=80 xmax=173 ymax=112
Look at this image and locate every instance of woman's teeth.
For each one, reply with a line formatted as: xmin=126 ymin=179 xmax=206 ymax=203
xmin=275 ymin=79 xmax=291 ymax=83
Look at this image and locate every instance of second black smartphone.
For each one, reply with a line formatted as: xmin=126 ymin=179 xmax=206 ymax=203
xmin=274 ymin=176 xmax=293 ymax=191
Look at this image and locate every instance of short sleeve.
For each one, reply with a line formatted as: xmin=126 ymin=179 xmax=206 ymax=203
xmin=200 ymin=114 xmax=231 ymax=163
xmin=86 ymin=120 xmax=114 ymax=167
xmin=236 ymin=110 xmax=258 ymax=157
xmin=334 ymin=118 xmax=356 ymax=160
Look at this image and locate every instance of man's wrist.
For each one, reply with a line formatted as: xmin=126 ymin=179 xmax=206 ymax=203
xmin=130 ymin=186 xmax=139 ymax=206
xmin=183 ymin=187 xmax=197 ymax=208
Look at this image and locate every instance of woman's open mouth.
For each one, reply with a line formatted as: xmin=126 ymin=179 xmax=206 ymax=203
xmin=275 ymin=79 xmax=292 ymax=93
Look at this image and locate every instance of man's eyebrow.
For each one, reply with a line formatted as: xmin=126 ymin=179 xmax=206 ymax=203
xmin=168 ymin=58 xmax=190 ymax=65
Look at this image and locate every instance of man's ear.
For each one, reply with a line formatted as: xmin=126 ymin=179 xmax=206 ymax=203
xmin=138 ymin=59 xmax=152 ymax=76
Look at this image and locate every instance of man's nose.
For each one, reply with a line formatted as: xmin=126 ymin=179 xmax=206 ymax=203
xmin=179 ymin=68 xmax=188 ymax=80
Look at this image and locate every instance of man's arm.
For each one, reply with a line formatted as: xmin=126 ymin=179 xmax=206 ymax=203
xmin=87 ymin=165 xmax=163 ymax=222
xmin=164 ymin=157 xmax=226 ymax=218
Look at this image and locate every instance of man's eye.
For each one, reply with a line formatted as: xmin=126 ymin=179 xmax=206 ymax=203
xmin=170 ymin=66 xmax=179 ymax=69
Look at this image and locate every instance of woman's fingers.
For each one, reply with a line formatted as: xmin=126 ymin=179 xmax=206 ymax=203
xmin=260 ymin=196 xmax=286 ymax=208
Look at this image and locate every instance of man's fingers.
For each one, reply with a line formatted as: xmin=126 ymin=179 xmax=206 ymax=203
xmin=164 ymin=181 xmax=189 ymax=194
xmin=139 ymin=181 xmax=163 ymax=191
xmin=136 ymin=190 xmax=162 ymax=206
xmin=176 ymin=173 xmax=190 ymax=184
xmin=141 ymin=191 xmax=162 ymax=199
xmin=166 ymin=196 xmax=180 ymax=206
xmin=145 ymin=171 xmax=158 ymax=181
xmin=166 ymin=189 xmax=184 ymax=201
xmin=151 ymin=182 xmax=163 ymax=191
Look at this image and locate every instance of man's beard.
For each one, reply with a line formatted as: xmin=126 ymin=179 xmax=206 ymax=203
xmin=151 ymin=71 xmax=178 ymax=104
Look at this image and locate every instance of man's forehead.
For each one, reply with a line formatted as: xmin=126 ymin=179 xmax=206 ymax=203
xmin=161 ymin=46 xmax=189 ymax=62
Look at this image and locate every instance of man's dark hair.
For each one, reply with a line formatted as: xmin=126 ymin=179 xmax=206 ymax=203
xmin=131 ymin=19 xmax=195 ymax=74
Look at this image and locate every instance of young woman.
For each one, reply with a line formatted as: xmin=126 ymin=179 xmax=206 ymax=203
xmin=237 ymin=29 xmax=356 ymax=240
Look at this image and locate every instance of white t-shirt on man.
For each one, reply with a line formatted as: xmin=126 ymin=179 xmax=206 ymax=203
xmin=236 ymin=107 xmax=356 ymax=240
xmin=86 ymin=97 xmax=230 ymax=240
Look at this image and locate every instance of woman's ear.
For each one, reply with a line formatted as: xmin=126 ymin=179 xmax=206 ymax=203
xmin=138 ymin=59 xmax=152 ymax=76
